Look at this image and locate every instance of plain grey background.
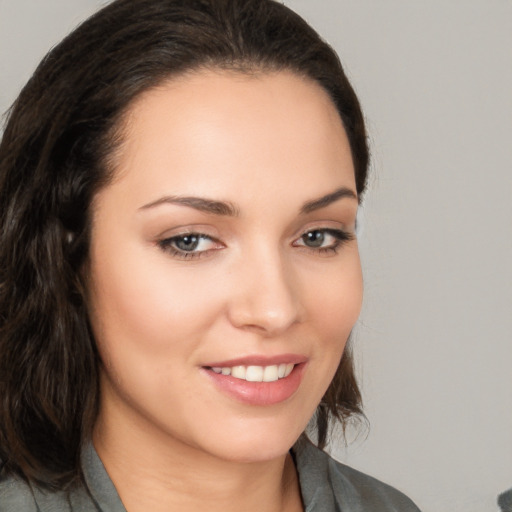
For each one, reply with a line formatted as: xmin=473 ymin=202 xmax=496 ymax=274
xmin=1 ymin=1 xmax=511 ymax=511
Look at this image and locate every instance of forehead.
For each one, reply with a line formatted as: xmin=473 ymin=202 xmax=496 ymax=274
xmin=106 ymin=69 xmax=355 ymax=205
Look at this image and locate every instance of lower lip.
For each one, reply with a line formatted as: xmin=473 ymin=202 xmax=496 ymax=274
xmin=203 ymin=364 xmax=306 ymax=406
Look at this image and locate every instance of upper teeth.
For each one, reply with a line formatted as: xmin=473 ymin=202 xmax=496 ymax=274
xmin=211 ymin=363 xmax=295 ymax=382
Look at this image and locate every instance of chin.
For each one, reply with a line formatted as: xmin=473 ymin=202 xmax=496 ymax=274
xmin=193 ymin=417 xmax=307 ymax=464
xmin=213 ymin=440 xmax=297 ymax=464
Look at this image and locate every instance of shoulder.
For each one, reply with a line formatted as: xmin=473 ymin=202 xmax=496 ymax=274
xmin=0 ymin=472 xmax=95 ymax=512
xmin=0 ymin=475 xmax=38 ymax=512
xmin=293 ymin=439 xmax=422 ymax=512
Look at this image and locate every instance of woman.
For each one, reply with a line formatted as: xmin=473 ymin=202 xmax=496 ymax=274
xmin=0 ymin=1 xmax=421 ymax=510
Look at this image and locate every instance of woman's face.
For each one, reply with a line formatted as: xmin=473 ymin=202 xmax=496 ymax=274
xmin=88 ymin=69 xmax=362 ymax=463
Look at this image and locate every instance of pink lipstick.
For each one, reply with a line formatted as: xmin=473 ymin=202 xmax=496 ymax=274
xmin=201 ymin=354 xmax=307 ymax=406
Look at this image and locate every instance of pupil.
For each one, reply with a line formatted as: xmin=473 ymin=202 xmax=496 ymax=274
xmin=176 ymin=235 xmax=199 ymax=251
xmin=304 ymin=231 xmax=324 ymax=247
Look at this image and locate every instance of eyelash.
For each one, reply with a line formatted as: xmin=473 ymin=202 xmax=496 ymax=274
xmin=158 ymin=234 xmax=219 ymax=260
xmin=293 ymin=228 xmax=354 ymax=255
xmin=158 ymin=228 xmax=353 ymax=260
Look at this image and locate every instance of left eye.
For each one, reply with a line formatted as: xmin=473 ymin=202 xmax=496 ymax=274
xmin=294 ymin=229 xmax=351 ymax=250
xmin=159 ymin=233 xmax=217 ymax=254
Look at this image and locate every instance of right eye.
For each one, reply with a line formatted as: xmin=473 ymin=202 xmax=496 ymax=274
xmin=158 ymin=233 xmax=221 ymax=259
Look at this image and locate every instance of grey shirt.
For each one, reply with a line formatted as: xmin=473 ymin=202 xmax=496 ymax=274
xmin=1 ymin=440 xmax=421 ymax=511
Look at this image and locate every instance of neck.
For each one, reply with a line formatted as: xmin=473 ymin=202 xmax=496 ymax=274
xmin=93 ymin=409 xmax=303 ymax=512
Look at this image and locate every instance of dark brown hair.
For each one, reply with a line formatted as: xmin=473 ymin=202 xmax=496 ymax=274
xmin=0 ymin=0 xmax=368 ymax=489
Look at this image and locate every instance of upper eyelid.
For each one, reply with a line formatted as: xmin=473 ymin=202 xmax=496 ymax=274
xmin=166 ymin=232 xmax=216 ymax=241
xmin=160 ymin=225 xmax=348 ymax=238
xmin=293 ymin=218 xmax=353 ymax=233
xmin=293 ymin=228 xmax=352 ymax=244
xmin=158 ymin=225 xmax=351 ymax=242
xmin=161 ymin=228 xmax=351 ymax=253
xmin=153 ymin=225 xmax=220 ymax=241
xmin=157 ymin=234 xmax=221 ymax=260
xmin=293 ymin=225 xmax=352 ymax=241
xmin=158 ymin=230 xmax=347 ymax=260
xmin=161 ymin=232 xmax=220 ymax=248
xmin=151 ymin=214 xmax=353 ymax=236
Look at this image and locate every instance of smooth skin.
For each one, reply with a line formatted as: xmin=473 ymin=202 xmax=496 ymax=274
xmin=88 ymin=69 xmax=363 ymax=512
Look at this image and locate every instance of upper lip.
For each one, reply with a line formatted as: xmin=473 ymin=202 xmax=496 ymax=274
xmin=203 ymin=354 xmax=308 ymax=368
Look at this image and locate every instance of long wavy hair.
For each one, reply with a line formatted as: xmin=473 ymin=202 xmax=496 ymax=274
xmin=0 ymin=0 xmax=368 ymax=489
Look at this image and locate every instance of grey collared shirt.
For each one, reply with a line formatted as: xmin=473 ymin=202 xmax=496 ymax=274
xmin=1 ymin=440 xmax=421 ymax=511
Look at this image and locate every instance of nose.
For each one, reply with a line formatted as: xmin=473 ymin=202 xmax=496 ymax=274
xmin=226 ymin=248 xmax=302 ymax=336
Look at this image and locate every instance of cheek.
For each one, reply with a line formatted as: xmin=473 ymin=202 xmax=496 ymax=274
xmin=305 ymin=249 xmax=363 ymax=339
xmin=87 ymin=239 xmax=223 ymax=373
xmin=297 ymin=247 xmax=363 ymax=395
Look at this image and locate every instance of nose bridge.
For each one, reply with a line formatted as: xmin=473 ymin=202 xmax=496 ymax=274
xmin=227 ymin=242 xmax=301 ymax=335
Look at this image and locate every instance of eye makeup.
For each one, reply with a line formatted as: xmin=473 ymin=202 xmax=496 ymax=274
xmin=157 ymin=226 xmax=354 ymax=261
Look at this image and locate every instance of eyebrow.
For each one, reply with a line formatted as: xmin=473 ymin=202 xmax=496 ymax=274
xmin=299 ymin=187 xmax=358 ymax=214
xmin=139 ymin=196 xmax=239 ymax=216
xmin=139 ymin=186 xmax=357 ymax=216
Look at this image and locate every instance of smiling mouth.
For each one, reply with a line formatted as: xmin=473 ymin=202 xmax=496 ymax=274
xmin=206 ymin=363 xmax=295 ymax=382
xmin=203 ymin=359 xmax=305 ymax=405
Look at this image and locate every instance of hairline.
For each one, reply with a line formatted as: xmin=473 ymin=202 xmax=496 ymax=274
xmin=96 ymin=63 xmax=349 ymax=192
